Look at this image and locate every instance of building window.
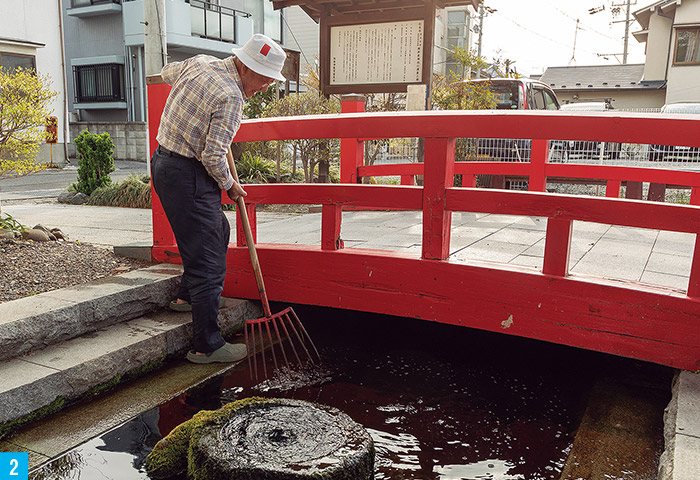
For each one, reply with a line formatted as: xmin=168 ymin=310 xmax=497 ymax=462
xmin=71 ymin=0 xmax=121 ymax=6
xmin=73 ymin=63 xmax=125 ymax=103
xmin=0 ymin=53 xmax=36 ymax=72
xmin=674 ymin=28 xmax=700 ymax=65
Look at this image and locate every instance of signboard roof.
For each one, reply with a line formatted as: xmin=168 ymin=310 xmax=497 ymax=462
xmin=269 ymin=0 xmax=481 ymax=22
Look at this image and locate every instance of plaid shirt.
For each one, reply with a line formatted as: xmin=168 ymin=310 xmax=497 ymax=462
xmin=156 ymin=55 xmax=247 ymax=191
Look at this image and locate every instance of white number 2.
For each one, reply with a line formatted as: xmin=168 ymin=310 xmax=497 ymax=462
xmin=9 ymin=458 xmax=19 ymax=476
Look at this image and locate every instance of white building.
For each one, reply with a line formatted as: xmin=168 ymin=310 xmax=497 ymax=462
xmin=1 ymin=0 xmax=69 ymax=165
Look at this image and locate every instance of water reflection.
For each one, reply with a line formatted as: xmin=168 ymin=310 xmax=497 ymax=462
xmin=30 ymin=306 xmax=669 ymax=479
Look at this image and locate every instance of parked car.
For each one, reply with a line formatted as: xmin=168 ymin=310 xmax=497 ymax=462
xmin=555 ymin=102 xmax=621 ymax=161
xmin=463 ymin=78 xmax=561 ymax=162
xmin=648 ymin=103 xmax=700 ymax=161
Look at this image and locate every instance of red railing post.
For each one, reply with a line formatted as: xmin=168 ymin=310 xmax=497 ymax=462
xmin=606 ymin=180 xmax=621 ymax=198
xmin=322 ymin=204 xmax=344 ymax=250
xmin=542 ymin=218 xmax=573 ymax=277
xmin=688 ymin=235 xmax=700 ymax=298
xmin=340 ymin=95 xmax=365 ymax=183
xmin=422 ymin=137 xmax=455 ymax=260
xmin=529 ymin=139 xmax=548 ymax=192
xmin=147 ymin=81 xmax=176 ymax=251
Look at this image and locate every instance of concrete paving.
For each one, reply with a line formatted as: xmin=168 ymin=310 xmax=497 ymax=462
xmin=0 ymin=198 xmax=698 ymax=478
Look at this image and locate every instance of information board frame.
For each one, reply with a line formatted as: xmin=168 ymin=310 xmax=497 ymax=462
xmin=319 ymin=3 xmax=435 ymax=96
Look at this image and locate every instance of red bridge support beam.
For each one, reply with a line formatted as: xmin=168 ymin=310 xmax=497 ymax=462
xmin=529 ymin=139 xmax=548 ymax=192
xmin=543 ymin=218 xmax=573 ymax=277
xmin=147 ymin=82 xmax=176 ymax=258
xmin=340 ymin=96 xmax=365 ymax=184
xmin=423 ymin=137 xmax=455 ymax=260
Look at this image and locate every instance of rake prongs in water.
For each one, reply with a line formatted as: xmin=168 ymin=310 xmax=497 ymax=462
xmin=245 ymin=307 xmax=321 ymax=380
xmin=288 ymin=308 xmax=321 ymax=363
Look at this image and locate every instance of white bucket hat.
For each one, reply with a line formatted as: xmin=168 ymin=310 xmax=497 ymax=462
xmin=232 ymin=34 xmax=287 ymax=81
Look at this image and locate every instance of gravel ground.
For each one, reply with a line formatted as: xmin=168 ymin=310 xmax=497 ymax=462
xmin=0 ymin=238 xmax=153 ymax=303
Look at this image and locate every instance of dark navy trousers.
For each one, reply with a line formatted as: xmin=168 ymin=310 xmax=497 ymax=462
xmin=151 ymin=148 xmax=229 ymax=354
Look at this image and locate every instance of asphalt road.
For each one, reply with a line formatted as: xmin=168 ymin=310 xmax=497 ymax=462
xmin=0 ymin=161 xmax=149 ymax=203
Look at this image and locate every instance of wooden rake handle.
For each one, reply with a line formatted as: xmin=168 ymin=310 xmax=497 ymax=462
xmin=226 ymin=147 xmax=272 ymax=317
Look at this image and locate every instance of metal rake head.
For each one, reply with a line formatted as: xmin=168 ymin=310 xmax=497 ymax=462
xmin=244 ymin=306 xmax=321 ymax=381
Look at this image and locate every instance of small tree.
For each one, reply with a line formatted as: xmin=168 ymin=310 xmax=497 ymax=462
xmin=0 ymin=67 xmax=57 ymax=177
xmin=263 ymin=92 xmax=340 ymax=183
xmin=0 ymin=67 xmax=57 ymax=216
xmin=72 ymin=130 xmax=115 ymax=195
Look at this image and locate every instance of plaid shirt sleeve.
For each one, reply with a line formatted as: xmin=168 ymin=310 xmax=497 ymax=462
xmin=201 ymin=96 xmax=242 ymax=191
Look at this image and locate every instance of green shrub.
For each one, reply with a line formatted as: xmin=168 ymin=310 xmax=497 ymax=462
xmin=88 ymin=175 xmax=151 ymax=208
xmin=73 ymin=130 xmax=115 ymax=195
xmin=0 ymin=213 xmax=26 ymax=233
xmin=236 ymin=151 xmax=275 ymax=183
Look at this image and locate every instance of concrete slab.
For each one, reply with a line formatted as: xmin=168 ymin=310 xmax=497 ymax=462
xmin=640 ymin=271 xmax=690 ymax=292
xmin=450 ymin=238 xmax=530 ymax=264
xmin=486 ymin=226 xmax=545 ymax=246
xmin=570 ymin=237 xmax=654 ymax=281
xmin=646 ymin=252 xmax=692 ymax=277
xmin=654 ymin=230 xmax=696 ymax=256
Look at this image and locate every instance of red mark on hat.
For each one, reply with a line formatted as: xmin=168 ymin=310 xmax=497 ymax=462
xmin=260 ymin=44 xmax=271 ymax=56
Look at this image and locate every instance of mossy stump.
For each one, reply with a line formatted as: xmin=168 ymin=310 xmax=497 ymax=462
xmin=146 ymin=397 xmax=374 ymax=480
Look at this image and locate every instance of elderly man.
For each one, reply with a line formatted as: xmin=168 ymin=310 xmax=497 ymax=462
xmin=151 ymin=34 xmax=286 ymax=364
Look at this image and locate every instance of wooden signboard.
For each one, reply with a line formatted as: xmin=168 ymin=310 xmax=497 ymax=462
xmin=320 ymin=2 xmax=436 ymax=96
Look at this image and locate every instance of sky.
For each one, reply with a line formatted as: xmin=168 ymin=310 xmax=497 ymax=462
xmin=478 ymin=0 xmax=655 ymax=76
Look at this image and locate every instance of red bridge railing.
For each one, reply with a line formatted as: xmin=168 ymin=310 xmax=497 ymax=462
xmin=148 ymin=81 xmax=700 ymax=370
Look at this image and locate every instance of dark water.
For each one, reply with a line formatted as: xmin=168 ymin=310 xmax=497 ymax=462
xmin=31 ymin=305 xmax=671 ymax=480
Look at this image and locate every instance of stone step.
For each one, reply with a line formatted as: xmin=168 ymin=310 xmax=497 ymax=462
xmin=0 ymin=264 xmax=183 ymax=362
xmin=0 ymin=296 xmax=260 ymax=437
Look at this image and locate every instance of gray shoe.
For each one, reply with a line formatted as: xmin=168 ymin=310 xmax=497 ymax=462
xmin=186 ymin=342 xmax=247 ymax=364
xmin=169 ymin=297 xmax=227 ymax=312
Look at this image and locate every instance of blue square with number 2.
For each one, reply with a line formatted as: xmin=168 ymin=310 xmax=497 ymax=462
xmin=0 ymin=453 xmax=28 ymax=480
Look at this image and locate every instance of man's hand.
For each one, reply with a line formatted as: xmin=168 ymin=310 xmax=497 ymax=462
xmin=227 ymin=180 xmax=247 ymax=202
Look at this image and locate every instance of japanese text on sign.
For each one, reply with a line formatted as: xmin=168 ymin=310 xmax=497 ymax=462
xmin=330 ymin=20 xmax=424 ymax=85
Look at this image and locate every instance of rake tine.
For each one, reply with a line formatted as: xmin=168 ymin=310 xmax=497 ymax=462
xmin=289 ymin=308 xmax=321 ymax=363
xmin=257 ymin=320 xmax=268 ymax=380
xmin=276 ymin=312 xmax=304 ymax=367
xmin=245 ymin=320 xmax=253 ymax=381
xmin=270 ymin=315 xmax=290 ymax=368
xmin=249 ymin=321 xmax=258 ymax=381
xmin=283 ymin=312 xmax=315 ymax=367
xmin=264 ymin=317 xmax=279 ymax=371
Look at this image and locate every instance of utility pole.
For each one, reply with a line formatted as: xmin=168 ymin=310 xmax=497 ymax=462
xmin=144 ymin=0 xmax=167 ymax=75
xmin=569 ymin=18 xmax=580 ymax=66
xmin=623 ymin=0 xmax=631 ymax=64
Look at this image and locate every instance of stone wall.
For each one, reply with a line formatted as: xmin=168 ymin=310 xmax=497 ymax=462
xmin=69 ymin=122 xmax=148 ymax=162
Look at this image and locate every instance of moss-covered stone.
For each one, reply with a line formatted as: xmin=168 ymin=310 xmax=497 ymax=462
xmin=146 ymin=397 xmax=375 ymax=480
xmin=0 ymin=396 xmax=66 ymax=441
xmin=146 ymin=397 xmax=265 ymax=479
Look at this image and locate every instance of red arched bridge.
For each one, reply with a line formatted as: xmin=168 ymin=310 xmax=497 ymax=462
xmin=147 ymin=81 xmax=700 ymax=371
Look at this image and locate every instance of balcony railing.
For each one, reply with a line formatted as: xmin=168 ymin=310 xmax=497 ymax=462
xmin=188 ymin=0 xmax=251 ymax=44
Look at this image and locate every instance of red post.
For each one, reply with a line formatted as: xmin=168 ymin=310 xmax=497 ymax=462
xmin=147 ymin=82 xmax=175 ymax=249
xmin=542 ymin=218 xmax=573 ymax=277
xmin=688 ymin=235 xmax=700 ymax=298
xmin=691 ymin=186 xmax=700 ymax=206
xmin=606 ymin=180 xmax=621 ymax=198
xmin=647 ymin=183 xmax=666 ymax=202
xmin=236 ymin=203 xmax=257 ymax=246
xmin=626 ymin=181 xmax=643 ymax=200
xmin=461 ymin=174 xmax=477 ymax=188
xmin=401 ymin=175 xmax=415 ymax=186
xmin=529 ymin=139 xmax=548 ymax=192
xmin=322 ymin=204 xmax=344 ymax=250
xmin=422 ymin=137 xmax=455 ymax=260
xmin=340 ymin=95 xmax=365 ymax=183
